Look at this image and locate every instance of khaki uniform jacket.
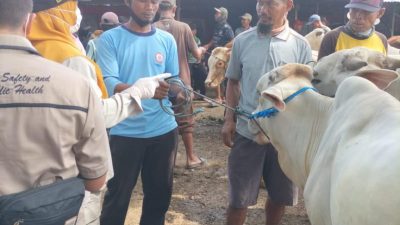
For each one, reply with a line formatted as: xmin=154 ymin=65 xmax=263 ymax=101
xmin=0 ymin=35 xmax=109 ymax=195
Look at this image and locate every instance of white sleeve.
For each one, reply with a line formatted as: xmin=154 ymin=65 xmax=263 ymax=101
xmin=63 ymin=56 xmax=102 ymax=98
xmin=102 ymin=92 xmax=143 ymax=128
xmin=63 ymin=56 xmax=144 ymax=128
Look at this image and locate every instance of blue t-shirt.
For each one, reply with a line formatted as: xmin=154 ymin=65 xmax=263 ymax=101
xmin=97 ymin=25 xmax=179 ymax=138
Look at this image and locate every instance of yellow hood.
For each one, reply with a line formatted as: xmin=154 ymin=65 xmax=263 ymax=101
xmin=28 ymin=0 xmax=108 ymax=98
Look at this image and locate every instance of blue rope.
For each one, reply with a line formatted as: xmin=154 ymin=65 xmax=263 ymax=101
xmin=249 ymin=87 xmax=317 ymax=119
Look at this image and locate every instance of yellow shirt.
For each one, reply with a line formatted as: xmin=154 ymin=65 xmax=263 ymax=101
xmin=335 ymin=31 xmax=386 ymax=55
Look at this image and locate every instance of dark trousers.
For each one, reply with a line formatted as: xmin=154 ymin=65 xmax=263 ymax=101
xmin=100 ymin=129 xmax=178 ymax=225
xmin=189 ymin=62 xmax=207 ymax=95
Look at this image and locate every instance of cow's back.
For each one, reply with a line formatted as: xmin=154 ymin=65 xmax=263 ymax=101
xmin=309 ymin=77 xmax=400 ymax=225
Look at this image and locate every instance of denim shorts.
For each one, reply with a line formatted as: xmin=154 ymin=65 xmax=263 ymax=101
xmin=228 ymin=133 xmax=298 ymax=208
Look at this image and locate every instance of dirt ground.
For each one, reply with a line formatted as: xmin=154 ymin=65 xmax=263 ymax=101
xmin=124 ymin=101 xmax=311 ymax=225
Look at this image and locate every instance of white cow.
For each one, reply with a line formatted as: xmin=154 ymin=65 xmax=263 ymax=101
xmin=249 ymin=63 xmax=400 ymax=225
xmin=205 ymin=47 xmax=231 ymax=88
xmin=313 ymin=47 xmax=400 ymax=98
xmin=305 ymin=28 xmax=328 ymax=61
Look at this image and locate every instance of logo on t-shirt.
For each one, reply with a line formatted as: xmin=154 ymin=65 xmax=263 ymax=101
xmin=155 ymin=53 xmax=164 ymax=64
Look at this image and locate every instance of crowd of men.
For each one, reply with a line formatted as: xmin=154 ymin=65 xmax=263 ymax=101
xmin=0 ymin=0 xmax=390 ymax=225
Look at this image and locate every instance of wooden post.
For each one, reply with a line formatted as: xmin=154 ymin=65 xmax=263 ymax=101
xmin=176 ymin=0 xmax=181 ymax=20
xmin=294 ymin=2 xmax=299 ymax=20
xmin=391 ymin=7 xmax=396 ymax=37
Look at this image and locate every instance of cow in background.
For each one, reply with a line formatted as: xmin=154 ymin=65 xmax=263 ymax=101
xmin=305 ymin=28 xmax=328 ymax=61
xmin=250 ymin=63 xmax=400 ymax=225
xmin=313 ymin=47 xmax=400 ymax=98
xmin=205 ymin=46 xmax=231 ymax=88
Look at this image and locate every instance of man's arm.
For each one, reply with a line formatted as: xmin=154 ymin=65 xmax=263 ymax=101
xmin=84 ymin=174 xmax=107 ymax=192
xmin=185 ymin=25 xmax=205 ymax=62
xmin=203 ymin=40 xmax=214 ymax=52
xmin=376 ymin=31 xmax=388 ymax=53
xmin=221 ymin=78 xmax=240 ymax=147
xmin=224 ymin=25 xmax=234 ymax=43
xmin=221 ymin=38 xmax=242 ymax=147
xmin=318 ymin=29 xmax=339 ymax=60
xmin=73 ymin=85 xmax=109 ymax=192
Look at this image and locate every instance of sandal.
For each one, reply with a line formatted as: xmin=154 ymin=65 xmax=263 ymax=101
xmin=186 ymin=157 xmax=207 ymax=170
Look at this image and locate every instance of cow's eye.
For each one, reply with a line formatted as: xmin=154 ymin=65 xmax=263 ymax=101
xmin=217 ymin=61 xmax=225 ymax=67
xmin=269 ymin=75 xmax=275 ymax=83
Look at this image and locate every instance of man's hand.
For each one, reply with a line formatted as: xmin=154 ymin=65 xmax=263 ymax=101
xmin=123 ymin=73 xmax=171 ymax=99
xmin=153 ymin=80 xmax=170 ymax=100
xmin=221 ymin=120 xmax=236 ymax=148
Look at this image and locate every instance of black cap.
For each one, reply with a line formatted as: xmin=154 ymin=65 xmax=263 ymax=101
xmin=33 ymin=0 xmax=71 ymax=13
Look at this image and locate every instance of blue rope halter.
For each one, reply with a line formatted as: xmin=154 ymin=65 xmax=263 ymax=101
xmin=249 ymin=87 xmax=317 ymax=119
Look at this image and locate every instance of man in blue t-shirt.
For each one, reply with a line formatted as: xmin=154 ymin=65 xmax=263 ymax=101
xmin=96 ymin=0 xmax=179 ymax=224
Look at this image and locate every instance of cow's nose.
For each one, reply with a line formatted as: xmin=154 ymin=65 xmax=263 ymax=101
xmin=312 ymin=79 xmax=321 ymax=85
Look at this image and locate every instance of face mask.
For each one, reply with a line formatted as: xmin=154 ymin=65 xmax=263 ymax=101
xmin=70 ymin=8 xmax=82 ymax=34
xmin=129 ymin=9 xmax=152 ymax=27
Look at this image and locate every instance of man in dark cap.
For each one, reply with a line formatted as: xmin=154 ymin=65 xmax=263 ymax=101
xmin=235 ymin=13 xmax=252 ymax=36
xmin=318 ymin=0 xmax=387 ymax=60
xmin=204 ymin=7 xmax=234 ymax=50
xmin=306 ymin=14 xmax=330 ymax=34
xmin=87 ymin=11 xmax=120 ymax=61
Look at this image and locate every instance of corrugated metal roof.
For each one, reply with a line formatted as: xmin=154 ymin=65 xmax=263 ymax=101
xmin=384 ymin=0 xmax=400 ymax=2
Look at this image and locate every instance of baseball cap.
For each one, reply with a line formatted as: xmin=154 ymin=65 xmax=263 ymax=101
xmin=345 ymin=0 xmax=384 ymax=12
xmin=241 ymin=13 xmax=252 ymax=21
xmin=161 ymin=0 xmax=176 ymax=6
xmin=306 ymin=14 xmax=321 ymax=25
xmin=33 ymin=0 xmax=72 ymax=12
xmin=100 ymin=12 xmax=119 ymax=25
xmin=214 ymin=7 xmax=228 ymax=18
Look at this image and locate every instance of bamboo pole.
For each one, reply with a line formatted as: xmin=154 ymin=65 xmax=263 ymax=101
xmin=391 ymin=7 xmax=396 ymax=36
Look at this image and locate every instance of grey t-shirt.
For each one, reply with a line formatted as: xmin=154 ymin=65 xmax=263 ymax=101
xmin=226 ymin=26 xmax=312 ymax=140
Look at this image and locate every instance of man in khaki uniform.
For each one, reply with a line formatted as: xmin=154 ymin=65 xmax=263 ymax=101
xmin=0 ymin=0 xmax=107 ymax=223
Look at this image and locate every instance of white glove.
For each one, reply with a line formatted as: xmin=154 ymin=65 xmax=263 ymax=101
xmin=123 ymin=73 xmax=172 ymax=99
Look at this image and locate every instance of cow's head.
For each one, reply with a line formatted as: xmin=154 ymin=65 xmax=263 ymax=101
xmin=249 ymin=64 xmax=313 ymax=145
xmin=205 ymin=47 xmax=231 ymax=88
xmin=313 ymin=47 xmax=400 ymax=97
xmin=305 ymin=28 xmax=327 ymax=52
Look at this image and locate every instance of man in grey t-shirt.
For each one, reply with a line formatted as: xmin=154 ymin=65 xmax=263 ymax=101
xmin=221 ymin=0 xmax=312 ymax=224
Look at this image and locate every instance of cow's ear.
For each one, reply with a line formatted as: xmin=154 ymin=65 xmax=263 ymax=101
xmin=342 ymin=57 xmax=368 ymax=71
xmin=226 ymin=49 xmax=232 ymax=58
xmin=212 ymin=47 xmax=221 ymax=55
xmin=261 ymin=88 xmax=286 ymax=111
xmin=315 ymin=31 xmax=324 ymax=37
xmin=295 ymin=64 xmax=313 ymax=81
xmin=357 ymin=69 xmax=399 ymax=90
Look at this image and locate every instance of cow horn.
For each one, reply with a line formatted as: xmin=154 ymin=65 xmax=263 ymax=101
xmin=342 ymin=57 xmax=368 ymax=71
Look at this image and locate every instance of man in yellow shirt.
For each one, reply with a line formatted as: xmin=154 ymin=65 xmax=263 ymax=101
xmin=318 ymin=0 xmax=387 ymax=60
